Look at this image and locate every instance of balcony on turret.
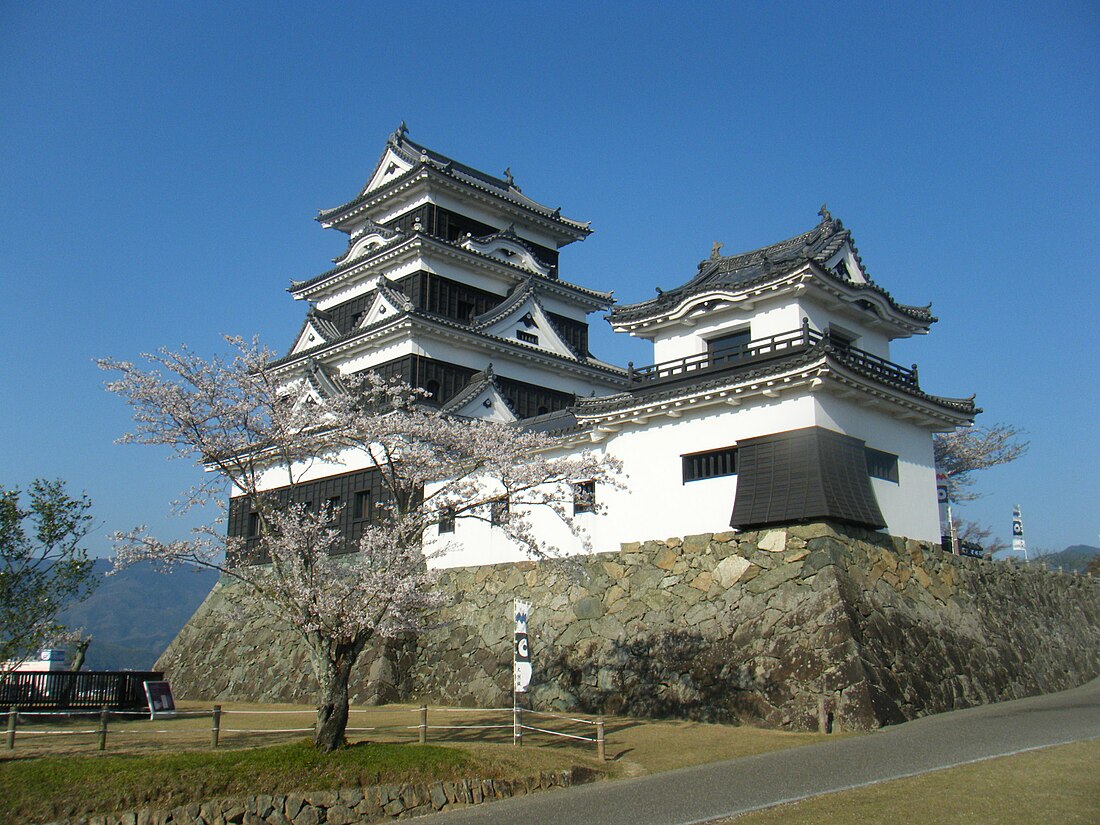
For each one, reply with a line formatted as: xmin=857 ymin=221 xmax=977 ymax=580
xmin=625 ymin=320 xmax=920 ymax=393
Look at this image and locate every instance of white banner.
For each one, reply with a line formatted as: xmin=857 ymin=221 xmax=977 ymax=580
xmin=1011 ymin=505 xmax=1026 ymax=556
xmin=513 ymin=599 xmax=531 ymax=694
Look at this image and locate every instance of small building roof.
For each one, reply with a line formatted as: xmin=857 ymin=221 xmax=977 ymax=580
xmin=610 ymin=210 xmax=934 ymax=327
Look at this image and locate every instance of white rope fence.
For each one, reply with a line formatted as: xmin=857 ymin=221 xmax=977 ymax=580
xmin=2 ymin=703 xmax=609 ymax=759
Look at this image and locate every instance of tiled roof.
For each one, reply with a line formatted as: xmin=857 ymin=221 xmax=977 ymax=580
xmin=610 ymin=212 xmax=933 ymax=325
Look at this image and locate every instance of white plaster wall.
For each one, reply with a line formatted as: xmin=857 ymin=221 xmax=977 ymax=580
xmin=427 ymin=394 xmax=821 ymax=568
xmin=796 ymin=299 xmax=893 ymax=359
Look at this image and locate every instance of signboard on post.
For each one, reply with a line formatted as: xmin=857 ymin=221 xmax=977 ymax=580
xmin=143 ymin=680 xmax=177 ymax=720
xmin=513 ymin=599 xmax=531 ymax=694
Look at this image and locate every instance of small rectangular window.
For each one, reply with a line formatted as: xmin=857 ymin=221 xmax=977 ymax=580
xmin=490 ymin=497 xmax=509 ymax=526
xmin=516 ymin=330 xmax=539 ymax=345
xmin=354 ymin=490 xmax=372 ymax=521
xmin=438 ymin=506 xmax=455 ymax=534
xmin=707 ymin=330 xmax=751 ymax=364
xmin=682 ymin=447 xmax=739 ymax=483
xmin=247 ymin=511 xmax=261 ymax=537
xmin=573 ymin=481 xmax=596 ymax=514
xmin=322 ymin=496 xmax=341 ymax=521
xmin=865 ymin=447 xmax=899 ymax=483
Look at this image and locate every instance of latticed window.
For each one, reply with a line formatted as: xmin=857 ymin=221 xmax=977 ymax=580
xmin=682 ymin=447 xmax=739 ymax=483
xmin=573 ymin=481 xmax=596 ymax=514
xmin=489 ymin=497 xmax=510 ymax=526
xmin=865 ymin=447 xmax=899 ymax=483
xmin=438 ymin=506 xmax=455 ymax=534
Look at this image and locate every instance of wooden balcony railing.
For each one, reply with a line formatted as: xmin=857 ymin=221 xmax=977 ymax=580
xmin=626 ymin=321 xmax=920 ymax=390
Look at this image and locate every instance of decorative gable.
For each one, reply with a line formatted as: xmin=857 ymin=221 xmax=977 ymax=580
xmin=440 ymin=369 xmax=518 ymax=423
xmin=473 ymin=284 xmax=580 ymax=359
xmin=290 ymin=309 xmax=342 ymax=355
xmin=822 ymin=242 xmax=868 ymax=285
xmin=362 ymin=147 xmax=415 ymax=195
xmin=360 ymin=283 xmax=411 ymax=328
xmin=332 ymin=222 xmax=403 ymax=266
xmin=460 ymin=226 xmax=553 ymax=277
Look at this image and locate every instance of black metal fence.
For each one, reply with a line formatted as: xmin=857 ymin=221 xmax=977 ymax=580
xmin=0 ymin=671 xmax=161 ymax=711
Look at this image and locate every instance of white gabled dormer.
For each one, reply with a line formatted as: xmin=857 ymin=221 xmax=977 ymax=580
xmin=361 ymin=145 xmax=416 ymax=195
xmin=472 ymin=281 xmax=580 ymax=359
xmin=439 ymin=367 xmax=518 ymax=423
xmin=289 ymin=307 xmax=342 ymax=355
xmin=359 ymin=282 xmax=412 ymax=328
xmin=821 ymin=240 xmax=868 ymax=285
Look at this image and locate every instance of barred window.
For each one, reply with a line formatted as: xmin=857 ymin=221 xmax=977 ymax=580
xmin=573 ymin=481 xmax=596 ymax=514
xmin=682 ymin=447 xmax=739 ymax=483
xmin=490 ymin=497 xmax=510 ymax=526
xmin=865 ymin=447 xmax=899 ymax=483
xmin=354 ymin=490 xmax=372 ymax=521
xmin=438 ymin=506 xmax=455 ymax=534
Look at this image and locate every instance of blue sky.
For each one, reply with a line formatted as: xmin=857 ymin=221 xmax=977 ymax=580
xmin=2 ymin=2 xmax=1097 ymax=555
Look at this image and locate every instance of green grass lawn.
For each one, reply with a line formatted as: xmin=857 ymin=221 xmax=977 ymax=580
xmin=2 ymin=739 xmax=503 ymax=824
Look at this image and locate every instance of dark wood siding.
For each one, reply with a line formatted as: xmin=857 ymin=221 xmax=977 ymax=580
xmin=396 ymin=272 xmax=504 ymax=323
xmin=326 ymin=292 xmax=374 ymax=334
xmin=381 ymin=204 xmax=559 ymax=270
xmin=547 ymin=311 xmax=589 ymax=357
xmin=355 ymin=355 xmax=479 ymax=406
xmin=496 ymin=376 xmax=575 ymax=419
xmin=228 ymin=466 xmax=387 ymax=564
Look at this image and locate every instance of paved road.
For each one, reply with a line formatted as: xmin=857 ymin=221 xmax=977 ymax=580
xmin=415 ymin=677 xmax=1100 ymax=824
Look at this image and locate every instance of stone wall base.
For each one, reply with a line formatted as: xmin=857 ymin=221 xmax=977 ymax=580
xmin=156 ymin=522 xmax=1100 ymax=731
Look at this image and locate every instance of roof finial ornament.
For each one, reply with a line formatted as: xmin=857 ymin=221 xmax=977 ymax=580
xmin=655 ymin=287 xmax=664 ymax=296
xmin=710 ymin=241 xmax=724 ymax=260
xmin=390 ymin=120 xmax=408 ymax=145
xmin=818 ymin=203 xmax=832 ymax=223
xmin=503 ymin=167 xmax=515 ymax=187
xmin=486 ymin=362 xmax=494 ymax=379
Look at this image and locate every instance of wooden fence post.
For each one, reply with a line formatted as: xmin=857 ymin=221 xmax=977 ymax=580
xmin=211 ymin=705 xmax=222 ymax=749
xmin=97 ymin=705 xmax=109 ymax=751
xmin=419 ymin=705 xmax=427 ymax=744
xmin=5 ymin=706 xmax=16 ymax=750
xmin=596 ymin=717 xmax=605 ymax=761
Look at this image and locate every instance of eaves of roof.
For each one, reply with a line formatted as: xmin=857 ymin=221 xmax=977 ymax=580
xmin=288 ymin=232 xmax=613 ymax=307
xmin=270 ymin=306 xmax=630 ymax=382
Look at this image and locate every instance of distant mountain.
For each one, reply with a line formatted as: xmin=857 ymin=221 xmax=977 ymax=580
xmin=58 ymin=560 xmax=218 ymax=671
xmin=1037 ymin=545 xmax=1100 ymax=573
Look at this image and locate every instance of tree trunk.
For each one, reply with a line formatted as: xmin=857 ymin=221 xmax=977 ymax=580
xmin=313 ymin=639 xmax=366 ymax=752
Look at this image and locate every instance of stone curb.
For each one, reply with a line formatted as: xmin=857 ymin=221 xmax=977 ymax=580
xmin=44 ymin=767 xmax=598 ymax=824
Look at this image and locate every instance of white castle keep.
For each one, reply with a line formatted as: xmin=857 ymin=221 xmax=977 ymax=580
xmin=233 ymin=124 xmax=977 ymax=567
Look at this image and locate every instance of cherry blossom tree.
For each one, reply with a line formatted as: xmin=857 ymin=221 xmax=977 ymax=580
xmin=933 ymin=423 xmax=1028 ymax=502
xmin=100 ymin=338 xmax=619 ymax=751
